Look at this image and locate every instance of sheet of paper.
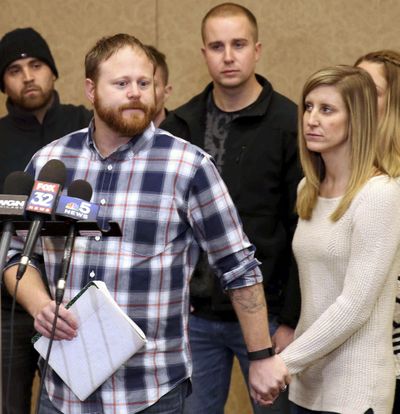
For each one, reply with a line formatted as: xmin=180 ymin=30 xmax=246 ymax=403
xmin=34 ymin=281 xmax=146 ymax=400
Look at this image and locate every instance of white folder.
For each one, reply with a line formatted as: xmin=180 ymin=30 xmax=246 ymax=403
xmin=34 ymin=280 xmax=147 ymax=401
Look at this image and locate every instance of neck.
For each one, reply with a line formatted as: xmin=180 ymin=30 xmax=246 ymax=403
xmin=92 ymin=115 xmax=132 ymax=158
xmin=30 ymin=93 xmax=55 ymax=124
xmin=320 ymin=152 xmax=351 ymax=197
xmin=212 ymin=75 xmax=262 ymax=112
xmin=152 ymin=108 xmax=166 ymax=128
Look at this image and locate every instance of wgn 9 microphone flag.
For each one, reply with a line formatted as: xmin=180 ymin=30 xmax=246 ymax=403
xmin=0 ymin=171 xmax=34 ymax=279
xmin=16 ymin=160 xmax=67 ymax=280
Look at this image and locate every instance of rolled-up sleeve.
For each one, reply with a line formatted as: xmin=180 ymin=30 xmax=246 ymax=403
xmin=187 ymin=155 xmax=263 ymax=290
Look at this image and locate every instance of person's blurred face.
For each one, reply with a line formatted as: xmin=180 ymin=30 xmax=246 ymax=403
xmin=87 ymin=45 xmax=156 ymax=137
xmin=153 ymin=66 xmax=172 ymax=118
xmin=201 ymin=15 xmax=261 ymax=90
xmin=357 ymin=60 xmax=388 ymax=120
xmin=303 ymin=85 xmax=350 ymax=157
xmin=3 ymin=57 xmax=55 ymax=110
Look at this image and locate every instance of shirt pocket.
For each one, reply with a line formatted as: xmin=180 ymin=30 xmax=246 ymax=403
xmin=121 ymin=194 xmax=178 ymax=257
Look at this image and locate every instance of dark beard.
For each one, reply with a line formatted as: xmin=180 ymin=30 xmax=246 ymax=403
xmin=94 ymin=97 xmax=156 ymax=137
xmin=15 ymin=86 xmax=53 ymax=111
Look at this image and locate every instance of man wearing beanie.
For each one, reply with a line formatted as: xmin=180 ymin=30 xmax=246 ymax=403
xmin=0 ymin=27 xmax=92 ymax=414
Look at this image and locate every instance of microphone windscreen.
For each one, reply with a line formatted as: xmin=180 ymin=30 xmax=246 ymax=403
xmin=67 ymin=180 xmax=93 ymax=202
xmin=3 ymin=171 xmax=34 ymax=195
xmin=37 ymin=159 xmax=67 ymax=186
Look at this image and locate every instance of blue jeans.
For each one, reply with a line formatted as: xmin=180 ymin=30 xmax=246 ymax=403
xmin=183 ymin=314 xmax=291 ymax=414
xmin=38 ymin=380 xmax=190 ymax=413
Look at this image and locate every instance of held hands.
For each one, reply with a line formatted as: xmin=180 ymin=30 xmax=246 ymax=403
xmin=34 ymin=300 xmax=78 ymax=340
xmin=249 ymin=354 xmax=291 ymax=406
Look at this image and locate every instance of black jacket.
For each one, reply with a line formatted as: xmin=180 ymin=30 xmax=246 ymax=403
xmin=161 ymin=75 xmax=301 ymax=328
xmin=0 ymin=91 xmax=92 ymax=190
xmin=0 ymin=91 xmax=92 ymax=312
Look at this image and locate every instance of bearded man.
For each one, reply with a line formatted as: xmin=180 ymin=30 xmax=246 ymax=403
xmin=3 ymin=34 xmax=289 ymax=413
xmin=0 ymin=27 xmax=91 ymax=414
xmin=0 ymin=27 xmax=92 ymax=190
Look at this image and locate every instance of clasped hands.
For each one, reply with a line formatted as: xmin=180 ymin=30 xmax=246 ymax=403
xmin=248 ymin=354 xmax=290 ymax=406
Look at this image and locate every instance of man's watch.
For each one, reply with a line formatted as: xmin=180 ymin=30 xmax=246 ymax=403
xmin=247 ymin=347 xmax=275 ymax=361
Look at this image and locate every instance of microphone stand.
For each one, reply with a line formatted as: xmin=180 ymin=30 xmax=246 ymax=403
xmin=0 ymin=221 xmax=14 ymax=277
xmin=35 ymin=222 xmax=76 ymax=414
xmin=56 ymin=223 xmax=76 ymax=305
xmin=0 ymin=219 xmax=18 ymax=413
xmin=0 ymin=218 xmax=122 ymax=414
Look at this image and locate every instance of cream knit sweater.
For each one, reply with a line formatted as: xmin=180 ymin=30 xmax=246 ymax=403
xmin=281 ymin=176 xmax=400 ymax=414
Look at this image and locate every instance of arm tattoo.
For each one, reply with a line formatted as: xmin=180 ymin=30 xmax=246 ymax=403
xmin=229 ymin=284 xmax=266 ymax=314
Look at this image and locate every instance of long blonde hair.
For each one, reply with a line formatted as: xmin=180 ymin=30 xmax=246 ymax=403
xmin=297 ymin=65 xmax=379 ymax=221
xmin=355 ymin=50 xmax=400 ymax=177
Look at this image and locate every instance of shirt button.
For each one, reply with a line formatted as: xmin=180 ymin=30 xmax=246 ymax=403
xmin=94 ymin=235 xmax=101 ymax=241
xmin=100 ymin=199 xmax=106 ymax=205
xmin=107 ymin=164 xmax=113 ymax=171
xmin=89 ymin=271 xmax=95 ymax=278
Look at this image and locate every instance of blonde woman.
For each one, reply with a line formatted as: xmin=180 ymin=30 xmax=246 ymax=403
xmin=275 ymin=66 xmax=400 ymax=413
xmin=356 ymin=50 xmax=400 ymax=414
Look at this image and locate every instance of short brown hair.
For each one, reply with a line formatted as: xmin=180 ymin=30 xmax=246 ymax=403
xmin=85 ymin=33 xmax=155 ymax=82
xmin=146 ymin=45 xmax=169 ymax=84
xmin=201 ymin=2 xmax=258 ymax=42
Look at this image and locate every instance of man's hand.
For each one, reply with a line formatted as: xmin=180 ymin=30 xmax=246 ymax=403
xmin=248 ymin=354 xmax=291 ymax=406
xmin=272 ymin=324 xmax=295 ymax=353
xmin=34 ymin=300 xmax=78 ymax=340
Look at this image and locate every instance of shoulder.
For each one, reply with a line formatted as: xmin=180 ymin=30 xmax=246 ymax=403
xmin=255 ymin=75 xmax=297 ymax=131
xmin=25 ymin=127 xmax=89 ymax=177
xmin=57 ymin=103 xmax=92 ymax=120
xmin=362 ymin=175 xmax=400 ymax=197
xmin=164 ymin=83 xmax=211 ymax=124
xmin=352 ymin=175 xmax=400 ymax=212
xmin=160 ymin=86 xmax=210 ymax=139
xmin=270 ymin=90 xmax=297 ymax=115
xmin=0 ymin=113 xmax=10 ymax=126
xmin=154 ymin=128 xmax=211 ymax=163
xmin=268 ymin=91 xmax=297 ymax=129
xmin=174 ymin=84 xmax=211 ymax=116
xmin=33 ymin=127 xmax=89 ymax=160
xmin=54 ymin=100 xmax=92 ymax=127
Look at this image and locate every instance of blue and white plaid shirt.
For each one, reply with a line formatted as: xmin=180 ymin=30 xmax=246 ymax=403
xmin=9 ymin=121 xmax=262 ymax=413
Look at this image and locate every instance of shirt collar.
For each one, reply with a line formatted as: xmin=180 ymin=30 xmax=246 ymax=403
xmin=86 ymin=120 xmax=156 ymax=160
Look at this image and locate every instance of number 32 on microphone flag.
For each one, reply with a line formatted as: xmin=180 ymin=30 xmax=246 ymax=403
xmin=26 ymin=181 xmax=60 ymax=214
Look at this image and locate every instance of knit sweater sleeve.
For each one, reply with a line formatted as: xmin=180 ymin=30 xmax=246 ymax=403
xmin=281 ymin=177 xmax=400 ymax=374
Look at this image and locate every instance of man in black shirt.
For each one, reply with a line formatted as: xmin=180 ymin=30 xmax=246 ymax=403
xmin=161 ymin=3 xmax=301 ymax=413
xmin=0 ymin=27 xmax=92 ymax=414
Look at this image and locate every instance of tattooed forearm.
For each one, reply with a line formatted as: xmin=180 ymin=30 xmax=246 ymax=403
xmin=229 ymin=284 xmax=266 ymax=314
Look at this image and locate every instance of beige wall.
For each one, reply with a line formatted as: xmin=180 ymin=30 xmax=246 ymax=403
xmin=1 ymin=0 xmax=400 ymax=116
xmin=3 ymin=1 xmax=400 ymax=413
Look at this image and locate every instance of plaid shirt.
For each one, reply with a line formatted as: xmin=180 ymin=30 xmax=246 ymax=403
xmin=9 ymin=122 xmax=261 ymax=413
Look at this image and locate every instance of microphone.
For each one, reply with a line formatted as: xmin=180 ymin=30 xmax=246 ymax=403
xmin=55 ymin=179 xmax=97 ymax=304
xmin=16 ymin=160 xmax=67 ymax=280
xmin=0 ymin=171 xmax=34 ymax=279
